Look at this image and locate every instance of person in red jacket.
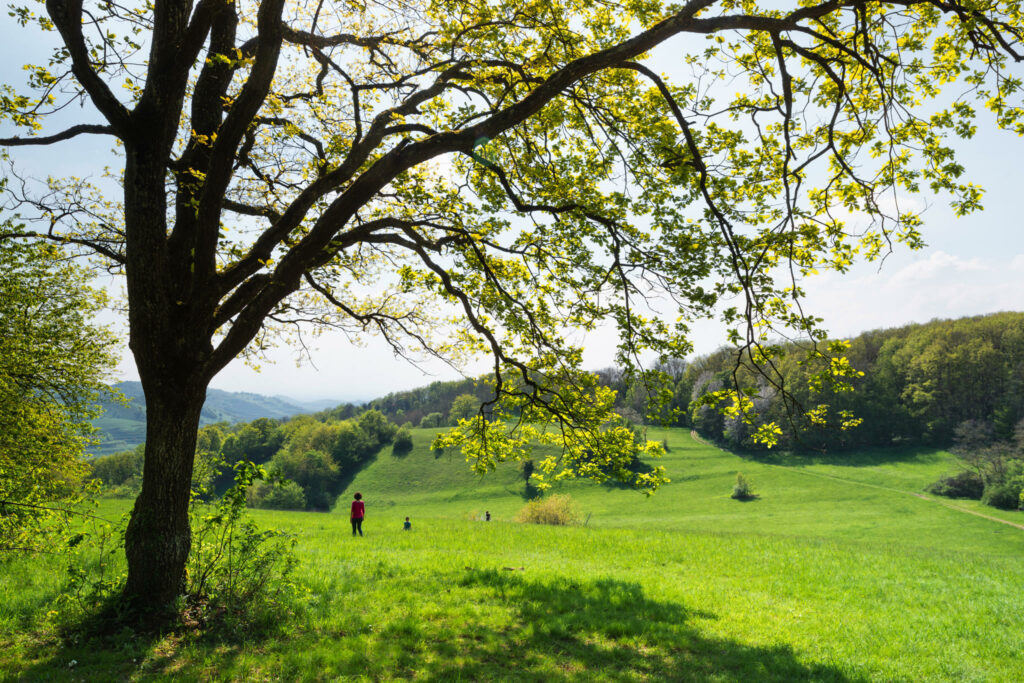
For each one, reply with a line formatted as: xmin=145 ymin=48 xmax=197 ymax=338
xmin=350 ymin=492 xmax=365 ymax=536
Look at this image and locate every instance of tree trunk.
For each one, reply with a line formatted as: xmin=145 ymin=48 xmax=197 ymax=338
xmin=122 ymin=372 xmax=208 ymax=614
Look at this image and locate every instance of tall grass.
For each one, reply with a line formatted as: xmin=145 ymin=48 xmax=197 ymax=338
xmin=514 ymin=494 xmax=582 ymax=525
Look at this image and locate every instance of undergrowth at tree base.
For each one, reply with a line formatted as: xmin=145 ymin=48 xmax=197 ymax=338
xmin=49 ymin=460 xmax=305 ymax=644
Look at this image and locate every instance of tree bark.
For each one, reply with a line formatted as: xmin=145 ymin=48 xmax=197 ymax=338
xmin=122 ymin=369 xmax=208 ymax=613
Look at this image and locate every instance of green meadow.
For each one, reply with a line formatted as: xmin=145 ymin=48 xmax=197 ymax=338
xmin=2 ymin=428 xmax=1022 ymax=681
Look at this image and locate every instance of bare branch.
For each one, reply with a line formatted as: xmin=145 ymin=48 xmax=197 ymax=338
xmin=0 ymin=124 xmax=116 ymax=147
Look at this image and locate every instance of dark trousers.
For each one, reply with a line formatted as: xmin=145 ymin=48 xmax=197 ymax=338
xmin=351 ymin=517 xmax=363 ymax=536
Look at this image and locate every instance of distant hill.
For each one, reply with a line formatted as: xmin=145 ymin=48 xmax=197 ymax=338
xmin=90 ymin=382 xmax=347 ymax=456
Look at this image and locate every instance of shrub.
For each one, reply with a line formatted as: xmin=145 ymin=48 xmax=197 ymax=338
xmin=926 ymin=470 xmax=985 ymax=499
xmin=88 ymin=445 xmax=144 ymax=488
xmin=249 ymin=479 xmax=307 ymax=510
xmin=419 ymin=412 xmax=443 ymax=428
xmin=731 ymin=472 xmax=754 ymax=500
xmin=393 ymin=426 xmax=413 ymax=453
xmin=187 ymin=461 xmax=302 ymax=636
xmin=514 ymin=494 xmax=582 ymax=526
xmin=981 ymin=480 xmax=1024 ymax=510
xmin=56 ymin=460 xmax=301 ymax=638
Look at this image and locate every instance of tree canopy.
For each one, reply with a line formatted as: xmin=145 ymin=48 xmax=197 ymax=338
xmin=1 ymin=0 xmax=1022 ymax=614
xmin=0 ymin=234 xmax=118 ymax=553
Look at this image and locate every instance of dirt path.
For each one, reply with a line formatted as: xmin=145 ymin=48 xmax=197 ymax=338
xmin=689 ymin=430 xmax=1024 ymax=532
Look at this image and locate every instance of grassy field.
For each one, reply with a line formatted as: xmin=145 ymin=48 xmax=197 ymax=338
xmin=2 ymin=428 xmax=1022 ymax=681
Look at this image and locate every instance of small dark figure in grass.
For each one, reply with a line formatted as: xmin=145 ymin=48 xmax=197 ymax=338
xmin=350 ymin=492 xmax=365 ymax=536
xmin=403 ymin=516 xmax=411 ymax=531
xmin=485 ymin=511 xmax=491 ymax=522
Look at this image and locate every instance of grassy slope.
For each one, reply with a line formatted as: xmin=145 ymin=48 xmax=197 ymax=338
xmin=2 ymin=428 xmax=1022 ymax=681
xmin=347 ymin=428 xmax=1021 ymax=555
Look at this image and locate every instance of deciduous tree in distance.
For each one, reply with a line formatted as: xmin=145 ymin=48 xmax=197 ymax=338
xmin=1 ymin=0 xmax=1021 ymax=619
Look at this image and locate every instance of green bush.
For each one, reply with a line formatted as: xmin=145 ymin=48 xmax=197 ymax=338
xmin=981 ymin=480 xmax=1024 ymax=510
xmin=88 ymin=445 xmax=144 ymax=489
xmin=419 ymin=412 xmax=444 ymax=428
xmin=249 ymin=479 xmax=307 ymax=510
xmin=731 ymin=472 xmax=755 ymax=500
xmin=514 ymin=494 xmax=582 ymax=526
xmin=393 ymin=427 xmax=413 ymax=453
xmin=56 ymin=460 xmax=301 ymax=638
xmin=926 ymin=470 xmax=985 ymax=499
xmin=188 ymin=461 xmax=302 ymax=636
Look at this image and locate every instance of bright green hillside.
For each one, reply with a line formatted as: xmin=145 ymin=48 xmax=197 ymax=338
xmin=2 ymin=428 xmax=1022 ymax=681
xmin=339 ymin=427 xmax=1024 ymax=556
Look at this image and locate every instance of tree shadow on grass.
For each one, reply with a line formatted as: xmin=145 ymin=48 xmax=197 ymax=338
xmin=390 ymin=442 xmax=414 ymax=459
xmin=394 ymin=570 xmax=863 ymax=682
xmin=12 ymin=569 xmax=866 ymax=681
xmin=601 ymin=456 xmax=660 ymax=491
xmin=9 ymin=620 xmax=251 ymax=682
xmin=333 ymin=448 xmax=382 ymax=498
xmin=749 ymin=445 xmax=946 ymax=470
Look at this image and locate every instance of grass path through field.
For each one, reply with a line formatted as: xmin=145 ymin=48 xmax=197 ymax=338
xmin=690 ymin=430 xmax=1024 ymax=532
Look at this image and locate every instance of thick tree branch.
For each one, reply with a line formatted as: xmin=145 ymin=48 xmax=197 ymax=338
xmin=208 ymin=0 xmax=879 ymax=370
xmin=0 ymin=124 xmax=116 ymax=147
xmin=44 ymin=0 xmax=131 ymax=134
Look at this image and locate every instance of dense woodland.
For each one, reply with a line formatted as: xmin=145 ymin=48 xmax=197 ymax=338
xmin=89 ymin=312 xmax=1024 ymax=513
xmin=91 ymin=410 xmax=404 ymax=512
xmin=686 ymin=312 xmax=1024 ymax=452
xmin=327 ymin=312 xmax=1024 ymax=454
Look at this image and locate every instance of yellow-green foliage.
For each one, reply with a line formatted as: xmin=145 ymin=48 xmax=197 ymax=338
xmin=0 ymin=239 xmax=118 ymax=553
xmin=514 ymin=494 xmax=582 ymax=526
xmin=434 ymin=379 xmax=669 ymax=495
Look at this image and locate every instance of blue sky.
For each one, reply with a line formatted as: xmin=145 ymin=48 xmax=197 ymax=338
xmin=2 ymin=11 xmax=1021 ymax=403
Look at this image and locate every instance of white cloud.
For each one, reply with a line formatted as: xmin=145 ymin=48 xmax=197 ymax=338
xmin=797 ymin=252 xmax=1024 ymax=341
xmin=887 ymin=251 xmax=984 ymax=285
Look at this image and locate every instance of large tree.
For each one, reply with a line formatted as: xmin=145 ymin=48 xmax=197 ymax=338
xmin=1 ymin=0 xmax=1021 ymax=615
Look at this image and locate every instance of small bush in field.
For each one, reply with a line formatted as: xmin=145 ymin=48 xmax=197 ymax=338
xmin=392 ymin=426 xmax=413 ymax=453
xmin=254 ymin=479 xmax=307 ymax=510
xmin=731 ymin=472 xmax=755 ymax=500
xmin=514 ymin=494 xmax=582 ymax=526
xmin=981 ymin=480 xmax=1024 ymax=510
xmin=926 ymin=470 xmax=984 ymax=499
